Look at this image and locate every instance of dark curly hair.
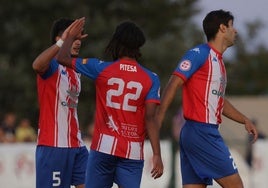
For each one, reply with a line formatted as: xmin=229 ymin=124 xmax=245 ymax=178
xmin=105 ymin=21 xmax=146 ymax=61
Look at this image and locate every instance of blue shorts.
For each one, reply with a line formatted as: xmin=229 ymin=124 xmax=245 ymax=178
xmin=179 ymin=120 xmax=238 ymax=185
xmin=36 ymin=145 xmax=88 ymax=188
xmin=85 ymin=150 xmax=144 ymax=188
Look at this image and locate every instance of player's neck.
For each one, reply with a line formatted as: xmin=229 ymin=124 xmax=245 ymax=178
xmin=208 ymin=38 xmax=228 ymax=54
xmin=120 ymin=56 xmax=136 ymax=61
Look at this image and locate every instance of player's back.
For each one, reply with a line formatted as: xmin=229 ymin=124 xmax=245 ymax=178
xmin=96 ymin=58 xmax=153 ymax=119
xmin=74 ymin=57 xmax=160 ymax=159
xmin=94 ymin=58 xmax=159 ymax=139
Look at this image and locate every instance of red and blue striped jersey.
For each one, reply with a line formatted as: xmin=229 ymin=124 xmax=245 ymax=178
xmin=36 ymin=59 xmax=84 ymax=147
xmin=174 ymin=43 xmax=226 ymax=124
xmin=72 ymin=58 xmax=160 ymax=160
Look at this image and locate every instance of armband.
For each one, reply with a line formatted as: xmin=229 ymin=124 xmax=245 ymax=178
xmin=56 ymin=39 xmax=64 ymax=48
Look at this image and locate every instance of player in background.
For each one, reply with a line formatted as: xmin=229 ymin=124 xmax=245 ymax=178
xmin=32 ymin=18 xmax=88 ymax=188
xmin=155 ymin=10 xmax=258 ymax=188
xmin=56 ymin=18 xmax=163 ymax=188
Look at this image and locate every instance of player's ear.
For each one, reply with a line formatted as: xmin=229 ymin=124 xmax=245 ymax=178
xmin=219 ymin=24 xmax=227 ymax=33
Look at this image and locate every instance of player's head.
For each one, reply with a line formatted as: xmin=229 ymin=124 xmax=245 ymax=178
xmin=202 ymin=9 xmax=234 ymax=41
xmin=50 ymin=18 xmax=74 ymax=44
xmin=105 ymin=21 xmax=146 ymax=61
xmin=50 ymin=18 xmax=82 ymax=57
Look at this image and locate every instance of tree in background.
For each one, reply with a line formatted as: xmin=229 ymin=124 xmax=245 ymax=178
xmin=1 ymin=1 xmax=268 ymax=187
xmin=0 ymin=0 xmax=202 ymax=135
xmin=226 ymin=19 xmax=268 ymax=95
xmin=0 ymin=0 xmax=267 ymax=143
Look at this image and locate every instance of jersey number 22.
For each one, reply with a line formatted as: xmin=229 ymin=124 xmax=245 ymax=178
xmin=106 ymin=77 xmax=142 ymax=112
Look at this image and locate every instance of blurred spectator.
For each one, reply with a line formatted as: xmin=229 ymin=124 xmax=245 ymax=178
xmin=0 ymin=112 xmax=17 ymax=143
xmin=88 ymin=121 xmax=94 ymax=139
xmin=0 ymin=127 xmax=8 ymax=143
xmin=82 ymin=120 xmax=95 ymax=146
xmin=15 ymin=118 xmax=37 ymax=142
xmin=245 ymin=118 xmax=266 ymax=167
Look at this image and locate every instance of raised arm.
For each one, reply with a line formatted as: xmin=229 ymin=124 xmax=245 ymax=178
xmin=32 ymin=40 xmax=61 ymax=75
xmin=223 ymin=98 xmax=258 ymax=143
xmin=56 ymin=17 xmax=86 ymax=68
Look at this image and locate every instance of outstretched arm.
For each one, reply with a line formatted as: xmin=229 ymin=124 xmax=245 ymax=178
xmin=145 ymin=103 xmax=163 ymax=179
xmin=223 ymin=99 xmax=258 ymax=143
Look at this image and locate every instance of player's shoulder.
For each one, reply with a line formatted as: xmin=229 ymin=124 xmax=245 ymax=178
xmin=138 ymin=64 xmax=159 ymax=78
xmin=83 ymin=57 xmax=108 ymax=64
xmin=183 ymin=43 xmax=211 ymax=63
xmin=188 ymin=43 xmax=210 ymax=55
xmin=82 ymin=57 xmax=113 ymax=68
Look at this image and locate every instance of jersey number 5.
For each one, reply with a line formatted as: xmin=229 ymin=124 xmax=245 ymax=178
xmin=106 ymin=77 xmax=142 ymax=112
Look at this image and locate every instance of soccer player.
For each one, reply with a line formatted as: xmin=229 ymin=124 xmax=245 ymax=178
xmin=56 ymin=18 xmax=163 ymax=188
xmin=155 ymin=10 xmax=258 ymax=188
xmin=32 ymin=18 xmax=88 ymax=188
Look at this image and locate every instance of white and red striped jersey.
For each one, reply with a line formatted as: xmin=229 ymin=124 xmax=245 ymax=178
xmin=72 ymin=58 xmax=160 ymax=160
xmin=174 ymin=43 xmax=227 ymax=124
xmin=36 ymin=59 xmax=84 ymax=147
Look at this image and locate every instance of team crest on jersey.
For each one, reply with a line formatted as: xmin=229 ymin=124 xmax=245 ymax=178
xmin=179 ymin=60 xmax=191 ymax=71
xmin=82 ymin=58 xmax=88 ymax=64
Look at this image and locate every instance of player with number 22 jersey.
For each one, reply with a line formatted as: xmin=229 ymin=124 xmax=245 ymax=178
xmin=57 ymin=20 xmax=163 ymax=188
xmin=72 ymin=57 xmax=160 ymax=160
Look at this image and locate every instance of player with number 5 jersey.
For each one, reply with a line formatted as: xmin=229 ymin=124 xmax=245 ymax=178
xmin=32 ymin=18 xmax=88 ymax=188
xmin=57 ymin=18 xmax=163 ymax=188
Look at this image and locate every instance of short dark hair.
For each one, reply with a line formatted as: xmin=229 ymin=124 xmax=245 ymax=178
xmin=50 ymin=18 xmax=74 ymax=44
xmin=105 ymin=21 xmax=146 ymax=61
xmin=202 ymin=9 xmax=234 ymax=41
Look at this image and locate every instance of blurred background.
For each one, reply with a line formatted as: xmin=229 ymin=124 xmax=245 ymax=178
xmin=0 ymin=0 xmax=267 ymax=187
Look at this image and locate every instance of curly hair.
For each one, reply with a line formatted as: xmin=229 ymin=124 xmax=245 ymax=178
xmin=105 ymin=21 xmax=146 ymax=61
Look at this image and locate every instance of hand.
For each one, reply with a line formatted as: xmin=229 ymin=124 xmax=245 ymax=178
xmin=150 ymin=154 xmax=164 ymax=179
xmin=245 ymin=118 xmax=258 ymax=143
xmin=61 ymin=17 xmax=88 ymax=41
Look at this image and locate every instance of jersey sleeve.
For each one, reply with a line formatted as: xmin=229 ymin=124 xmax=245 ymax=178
xmin=146 ymin=72 xmax=161 ymax=104
xmin=41 ymin=59 xmax=59 ymax=79
xmin=72 ymin=58 xmax=108 ymax=80
xmin=173 ymin=44 xmax=210 ymax=81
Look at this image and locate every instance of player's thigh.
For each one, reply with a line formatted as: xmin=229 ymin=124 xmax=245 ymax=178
xmin=114 ymin=158 xmax=144 ymax=188
xmin=85 ymin=150 xmax=116 ymax=188
xmin=36 ymin=146 xmax=72 ymax=188
xmin=72 ymin=146 xmax=88 ymax=187
xmin=181 ymin=122 xmax=238 ymax=179
xmin=215 ymin=173 xmax=243 ymax=188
